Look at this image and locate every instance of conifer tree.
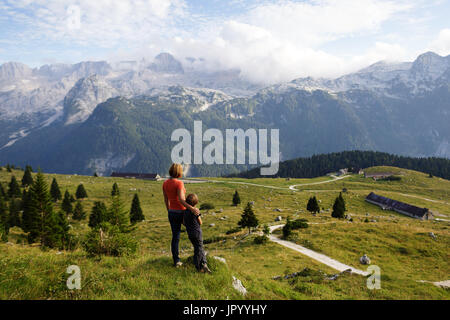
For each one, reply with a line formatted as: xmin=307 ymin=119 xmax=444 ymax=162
xmin=0 ymin=183 xmax=7 ymax=200
xmin=21 ymin=190 xmax=32 ymax=232
xmin=8 ymin=198 xmax=21 ymax=228
xmin=232 ymin=190 xmax=241 ymax=206
xmin=70 ymin=194 xmax=76 ymax=203
xmin=307 ymin=196 xmax=320 ymax=214
xmin=111 ymin=183 xmax=120 ymax=196
xmin=54 ymin=210 xmax=71 ymax=249
xmin=21 ymin=167 xmax=33 ymax=187
xmin=76 ymin=184 xmax=88 ymax=199
xmin=130 ymin=194 xmax=144 ymax=223
xmin=331 ymin=193 xmax=346 ymax=219
xmin=61 ymin=190 xmax=73 ymax=215
xmin=6 ymin=164 xmax=11 ymax=172
xmin=25 ymin=165 xmax=33 ymax=173
xmin=108 ymin=194 xmax=129 ymax=232
xmin=88 ymin=201 xmax=107 ymax=228
xmin=25 ymin=171 xmax=60 ymax=247
xmin=0 ymin=196 xmax=9 ymax=242
xmin=73 ymin=201 xmax=86 ymax=220
xmin=238 ymin=202 xmax=259 ymax=233
xmin=8 ymin=176 xmax=21 ymax=198
xmin=50 ymin=178 xmax=62 ymax=202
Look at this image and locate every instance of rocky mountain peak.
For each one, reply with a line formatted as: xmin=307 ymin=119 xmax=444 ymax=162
xmin=148 ymin=52 xmax=184 ymax=74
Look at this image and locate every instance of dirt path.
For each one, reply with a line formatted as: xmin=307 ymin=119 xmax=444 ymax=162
xmin=268 ymin=225 xmax=369 ymax=276
xmin=288 ymin=175 xmax=351 ymax=191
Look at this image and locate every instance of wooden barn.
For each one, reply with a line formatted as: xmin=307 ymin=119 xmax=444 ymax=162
xmin=110 ymin=172 xmax=161 ymax=181
xmin=365 ymin=192 xmax=433 ymax=220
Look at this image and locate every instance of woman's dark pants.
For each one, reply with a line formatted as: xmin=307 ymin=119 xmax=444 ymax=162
xmin=168 ymin=210 xmax=184 ymax=265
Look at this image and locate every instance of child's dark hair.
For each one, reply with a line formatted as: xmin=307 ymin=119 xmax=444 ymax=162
xmin=186 ymin=193 xmax=199 ymax=206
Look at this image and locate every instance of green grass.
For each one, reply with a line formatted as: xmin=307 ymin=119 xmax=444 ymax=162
xmin=0 ymin=166 xmax=449 ymax=300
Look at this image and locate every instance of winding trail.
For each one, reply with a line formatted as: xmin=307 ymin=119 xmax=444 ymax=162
xmin=268 ymin=225 xmax=369 ymax=276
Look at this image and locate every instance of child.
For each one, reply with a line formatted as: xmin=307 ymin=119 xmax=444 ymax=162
xmin=184 ymin=193 xmax=211 ymax=273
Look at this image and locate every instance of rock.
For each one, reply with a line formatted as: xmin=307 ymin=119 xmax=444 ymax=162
xmin=213 ymin=256 xmax=227 ymax=264
xmin=209 ymin=223 xmax=215 ymax=227
xmin=220 ymin=217 xmax=226 ymax=220
xmin=219 ymin=208 xmax=223 ymax=213
xmin=274 ymin=208 xmax=282 ymax=212
xmin=6 ymin=242 xmax=14 ymax=246
xmin=366 ymin=213 xmax=370 ymax=216
xmin=360 ymin=254 xmax=371 ymax=265
xmin=275 ymin=216 xmax=282 ymax=222
xmin=370 ymin=219 xmax=377 ymax=222
xmin=249 ymin=201 xmax=255 ymax=205
xmin=429 ymin=232 xmax=437 ymax=240
xmin=232 ymin=276 xmax=247 ymax=296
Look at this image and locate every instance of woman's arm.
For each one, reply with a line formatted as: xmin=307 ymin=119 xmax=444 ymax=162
xmin=163 ymin=187 xmax=169 ymax=211
xmin=177 ymin=187 xmax=200 ymax=215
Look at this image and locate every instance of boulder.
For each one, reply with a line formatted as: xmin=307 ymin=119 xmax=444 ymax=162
xmin=360 ymin=254 xmax=371 ymax=265
xmin=275 ymin=216 xmax=282 ymax=222
xmin=429 ymin=232 xmax=437 ymax=240
xmin=213 ymin=256 xmax=227 ymax=264
xmin=209 ymin=223 xmax=215 ymax=227
xmin=232 ymin=276 xmax=247 ymax=296
xmin=274 ymin=208 xmax=282 ymax=212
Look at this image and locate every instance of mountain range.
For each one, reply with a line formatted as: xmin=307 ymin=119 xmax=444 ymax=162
xmin=0 ymin=51 xmax=449 ymax=176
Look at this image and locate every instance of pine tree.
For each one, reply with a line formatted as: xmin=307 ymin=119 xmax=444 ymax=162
xmin=8 ymin=198 xmax=21 ymax=228
xmin=232 ymin=190 xmax=241 ymax=206
xmin=73 ymin=201 xmax=86 ymax=220
xmin=25 ymin=165 xmax=33 ymax=173
xmin=307 ymin=196 xmax=320 ymax=214
xmin=0 ymin=183 xmax=7 ymax=200
xmin=21 ymin=167 xmax=33 ymax=187
xmin=88 ymin=201 xmax=108 ymax=228
xmin=76 ymin=184 xmax=88 ymax=199
xmin=108 ymin=194 xmax=129 ymax=232
xmin=130 ymin=194 xmax=144 ymax=223
xmin=6 ymin=164 xmax=11 ymax=172
xmin=0 ymin=196 xmax=9 ymax=242
xmin=238 ymin=202 xmax=259 ymax=233
xmin=50 ymin=178 xmax=62 ymax=202
xmin=111 ymin=183 xmax=120 ymax=196
xmin=331 ymin=193 xmax=346 ymax=219
xmin=8 ymin=176 xmax=21 ymax=198
xmin=61 ymin=190 xmax=73 ymax=215
xmin=54 ymin=210 xmax=71 ymax=249
xmin=21 ymin=190 xmax=32 ymax=232
xmin=25 ymin=171 xmax=60 ymax=247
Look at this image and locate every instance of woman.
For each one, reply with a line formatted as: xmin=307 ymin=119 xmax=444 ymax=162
xmin=162 ymin=163 xmax=200 ymax=267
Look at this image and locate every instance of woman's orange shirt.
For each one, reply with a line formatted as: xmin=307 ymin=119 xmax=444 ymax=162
xmin=163 ymin=178 xmax=186 ymax=211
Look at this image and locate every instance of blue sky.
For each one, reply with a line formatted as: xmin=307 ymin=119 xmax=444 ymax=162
xmin=0 ymin=0 xmax=449 ymax=82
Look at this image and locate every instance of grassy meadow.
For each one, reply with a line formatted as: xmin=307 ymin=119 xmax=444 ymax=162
xmin=0 ymin=166 xmax=449 ymax=300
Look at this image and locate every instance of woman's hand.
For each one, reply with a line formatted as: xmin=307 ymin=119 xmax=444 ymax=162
xmin=190 ymin=206 xmax=200 ymax=216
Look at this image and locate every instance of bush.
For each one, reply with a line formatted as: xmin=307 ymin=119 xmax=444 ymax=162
xmin=282 ymin=220 xmax=293 ymax=239
xmin=291 ymin=219 xmax=309 ymax=229
xmin=200 ymin=202 xmax=215 ymax=211
xmin=83 ymin=222 xmax=138 ymax=256
xmin=253 ymin=235 xmax=268 ymax=244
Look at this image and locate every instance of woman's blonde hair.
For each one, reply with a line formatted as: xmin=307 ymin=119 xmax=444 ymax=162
xmin=169 ymin=163 xmax=183 ymax=178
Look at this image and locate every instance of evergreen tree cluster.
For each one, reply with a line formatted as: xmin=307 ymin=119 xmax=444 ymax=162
xmin=331 ymin=193 xmax=346 ymax=219
xmin=234 ymin=150 xmax=450 ymax=180
xmin=232 ymin=190 xmax=241 ymax=206
xmin=307 ymin=196 xmax=320 ymax=214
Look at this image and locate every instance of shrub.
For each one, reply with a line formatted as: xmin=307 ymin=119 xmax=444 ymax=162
xmin=291 ymin=219 xmax=308 ymax=229
xmin=83 ymin=222 xmax=138 ymax=256
xmin=282 ymin=219 xmax=293 ymax=239
xmin=254 ymin=235 xmax=268 ymax=244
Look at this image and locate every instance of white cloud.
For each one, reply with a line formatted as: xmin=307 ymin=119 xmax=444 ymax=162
xmin=430 ymin=29 xmax=450 ymax=56
xmin=169 ymin=0 xmax=414 ymax=83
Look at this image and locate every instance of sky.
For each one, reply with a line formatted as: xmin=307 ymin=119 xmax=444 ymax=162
xmin=0 ymin=0 xmax=449 ymax=83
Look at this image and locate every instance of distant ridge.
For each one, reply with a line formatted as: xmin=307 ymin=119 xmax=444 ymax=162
xmin=232 ymin=150 xmax=450 ymax=180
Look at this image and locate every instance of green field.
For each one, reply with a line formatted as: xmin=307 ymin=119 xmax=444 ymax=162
xmin=0 ymin=166 xmax=449 ymax=300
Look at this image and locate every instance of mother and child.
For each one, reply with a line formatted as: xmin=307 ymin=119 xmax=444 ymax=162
xmin=162 ymin=163 xmax=211 ymax=273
